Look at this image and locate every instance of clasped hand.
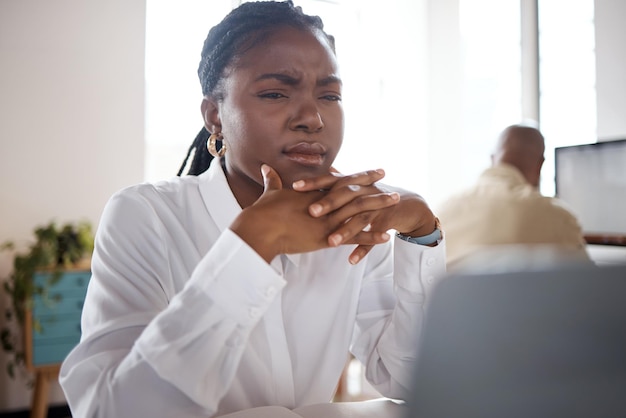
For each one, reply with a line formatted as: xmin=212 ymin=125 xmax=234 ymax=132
xmin=230 ymin=164 xmax=436 ymax=264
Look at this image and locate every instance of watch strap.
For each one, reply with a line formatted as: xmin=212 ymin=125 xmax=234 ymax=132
xmin=396 ymin=217 xmax=443 ymax=245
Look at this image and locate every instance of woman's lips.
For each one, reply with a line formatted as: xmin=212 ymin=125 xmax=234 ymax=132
xmin=283 ymin=142 xmax=326 ymax=166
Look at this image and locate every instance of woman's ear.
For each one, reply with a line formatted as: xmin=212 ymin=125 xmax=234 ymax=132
xmin=201 ymin=97 xmax=221 ymax=133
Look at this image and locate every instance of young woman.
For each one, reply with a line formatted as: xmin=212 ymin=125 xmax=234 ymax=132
xmin=60 ymin=2 xmax=445 ymax=417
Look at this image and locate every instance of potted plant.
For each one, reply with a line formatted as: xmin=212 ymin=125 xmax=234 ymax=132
xmin=1 ymin=220 xmax=94 ymax=380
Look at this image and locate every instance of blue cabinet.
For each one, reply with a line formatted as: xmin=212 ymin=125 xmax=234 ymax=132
xmin=24 ymin=269 xmax=90 ymax=418
xmin=27 ymin=270 xmax=90 ymax=368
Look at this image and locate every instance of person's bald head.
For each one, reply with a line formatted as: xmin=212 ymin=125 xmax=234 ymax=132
xmin=491 ymin=124 xmax=545 ymax=187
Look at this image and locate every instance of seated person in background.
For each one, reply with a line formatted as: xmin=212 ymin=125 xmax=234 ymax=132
xmin=59 ymin=2 xmax=445 ymax=417
xmin=437 ymin=123 xmax=590 ymax=271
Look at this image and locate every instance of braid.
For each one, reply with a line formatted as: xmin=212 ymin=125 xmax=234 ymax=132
xmin=176 ymin=127 xmax=213 ymax=176
xmin=178 ymin=1 xmax=334 ymax=176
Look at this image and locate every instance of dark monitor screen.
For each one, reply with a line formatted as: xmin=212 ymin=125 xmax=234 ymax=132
xmin=555 ymin=139 xmax=626 ymax=245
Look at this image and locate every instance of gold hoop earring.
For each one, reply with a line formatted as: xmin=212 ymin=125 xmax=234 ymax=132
xmin=207 ymin=132 xmax=227 ymax=158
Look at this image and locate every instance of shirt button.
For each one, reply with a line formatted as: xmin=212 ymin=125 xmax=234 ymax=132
xmin=249 ymin=307 xmax=261 ymax=318
xmin=426 ymin=257 xmax=436 ymax=266
xmin=426 ymin=276 xmax=434 ymax=285
xmin=265 ymin=286 xmax=277 ymax=298
xmin=226 ymin=335 xmax=243 ymax=347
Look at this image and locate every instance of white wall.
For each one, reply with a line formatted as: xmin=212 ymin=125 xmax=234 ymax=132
xmin=595 ymin=0 xmax=626 ymax=140
xmin=592 ymin=0 xmax=626 ymax=263
xmin=0 ymin=0 xmax=146 ymax=411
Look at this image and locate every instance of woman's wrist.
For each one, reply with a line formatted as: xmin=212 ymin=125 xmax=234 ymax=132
xmin=396 ymin=217 xmax=442 ymax=246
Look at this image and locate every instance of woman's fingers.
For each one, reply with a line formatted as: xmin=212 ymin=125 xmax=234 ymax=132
xmin=322 ymin=192 xmax=400 ymax=245
xmin=326 ymin=203 xmax=395 ymax=246
xmin=292 ymin=169 xmax=385 ymax=193
xmin=328 ymin=225 xmax=390 ymax=247
xmin=297 ymin=171 xmax=391 ymax=218
xmin=348 ymin=245 xmax=375 ymax=265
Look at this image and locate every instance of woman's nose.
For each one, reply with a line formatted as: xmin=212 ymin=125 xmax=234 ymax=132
xmin=290 ymin=99 xmax=324 ymax=132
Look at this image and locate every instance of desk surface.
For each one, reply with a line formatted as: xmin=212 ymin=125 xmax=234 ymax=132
xmin=219 ymin=399 xmax=406 ymax=418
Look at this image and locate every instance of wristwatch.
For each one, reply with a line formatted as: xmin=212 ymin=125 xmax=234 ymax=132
xmin=396 ymin=217 xmax=443 ymax=246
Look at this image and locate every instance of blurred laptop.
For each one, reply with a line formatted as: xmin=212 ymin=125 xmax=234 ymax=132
xmin=404 ymin=263 xmax=626 ymax=418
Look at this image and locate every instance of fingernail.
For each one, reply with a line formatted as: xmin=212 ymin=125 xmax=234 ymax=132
xmin=292 ymin=180 xmax=305 ymax=189
xmin=349 ymin=254 xmax=360 ymax=265
xmin=310 ymin=204 xmax=322 ymax=216
xmin=376 ymin=169 xmax=385 ymax=175
xmin=329 ymin=233 xmax=342 ymax=246
xmin=261 ymin=165 xmax=270 ymax=176
xmin=381 ymin=232 xmax=390 ymax=241
xmin=390 ymin=192 xmax=400 ymax=201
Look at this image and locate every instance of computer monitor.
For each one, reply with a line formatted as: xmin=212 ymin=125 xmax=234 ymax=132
xmin=555 ymin=139 xmax=626 ymax=245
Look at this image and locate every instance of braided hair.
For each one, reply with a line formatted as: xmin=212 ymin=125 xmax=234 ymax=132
xmin=176 ymin=127 xmax=212 ymax=176
xmin=177 ymin=0 xmax=335 ymax=176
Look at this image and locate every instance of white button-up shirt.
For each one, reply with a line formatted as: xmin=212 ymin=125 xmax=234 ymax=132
xmin=59 ymin=159 xmax=446 ymax=418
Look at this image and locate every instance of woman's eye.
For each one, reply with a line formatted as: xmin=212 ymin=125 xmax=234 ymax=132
xmin=321 ymin=94 xmax=341 ymax=102
xmin=259 ymin=92 xmax=286 ymax=99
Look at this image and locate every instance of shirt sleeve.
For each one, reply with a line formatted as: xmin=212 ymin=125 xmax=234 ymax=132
xmin=59 ymin=188 xmax=286 ymax=418
xmin=350 ymin=236 xmax=447 ymax=400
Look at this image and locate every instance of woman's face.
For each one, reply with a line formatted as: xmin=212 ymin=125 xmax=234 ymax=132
xmin=203 ymin=25 xmax=343 ymax=205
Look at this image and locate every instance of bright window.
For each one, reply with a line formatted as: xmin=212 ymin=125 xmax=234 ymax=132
xmin=539 ymin=0 xmax=596 ymax=196
xmin=456 ymin=0 xmax=522 ymax=192
xmin=144 ymin=0 xmax=233 ymax=181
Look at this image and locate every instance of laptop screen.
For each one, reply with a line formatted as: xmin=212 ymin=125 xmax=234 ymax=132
xmin=404 ymin=264 xmax=626 ymax=418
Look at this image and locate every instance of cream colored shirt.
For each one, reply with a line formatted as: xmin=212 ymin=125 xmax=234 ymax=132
xmin=437 ymin=164 xmax=589 ymax=270
xmin=59 ymin=158 xmax=446 ymax=418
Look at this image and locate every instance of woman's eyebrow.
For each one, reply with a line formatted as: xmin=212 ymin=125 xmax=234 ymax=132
xmin=255 ymin=73 xmax=299 ymax=85
xmin=254 ymin=73 xmax=342 ymax=87
xmin=318 ymin=75 xmax=342 ymax=87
